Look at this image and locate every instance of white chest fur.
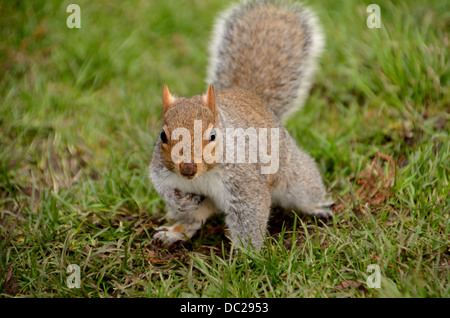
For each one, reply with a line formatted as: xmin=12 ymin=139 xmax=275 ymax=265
xmin=155 ymin=167 xmax=229 ymax=212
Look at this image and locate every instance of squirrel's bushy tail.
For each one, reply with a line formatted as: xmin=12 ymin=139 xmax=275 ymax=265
xmin=206 ymin=0 xmax=324 ymax=121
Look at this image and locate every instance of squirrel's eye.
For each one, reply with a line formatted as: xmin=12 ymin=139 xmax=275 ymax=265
xmin=209 ymin=127 xmax=216 ymax=142
xmin=160 ymin=129 xmax=168 ymax=144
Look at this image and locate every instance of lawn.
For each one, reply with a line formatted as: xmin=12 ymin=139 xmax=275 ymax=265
xmin=0 ymin=0 xmax=448 ymax=297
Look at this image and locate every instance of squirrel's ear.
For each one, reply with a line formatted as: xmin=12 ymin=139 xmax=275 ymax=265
xmin=162 ymin=84 xmax=175 ymax=113
xmin=203 ymin=84 xmax=217 ymax=118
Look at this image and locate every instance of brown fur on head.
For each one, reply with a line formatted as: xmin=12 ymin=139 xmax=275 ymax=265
xmin=159 ymin=84 xmax=220 ymax=179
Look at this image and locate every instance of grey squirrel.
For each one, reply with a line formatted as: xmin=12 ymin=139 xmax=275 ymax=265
xmin=149 ymin=0 xmax=332 ymax=250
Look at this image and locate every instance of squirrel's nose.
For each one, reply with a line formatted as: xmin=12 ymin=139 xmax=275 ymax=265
xmin=180 ymin=162 xmax=197 ymax=177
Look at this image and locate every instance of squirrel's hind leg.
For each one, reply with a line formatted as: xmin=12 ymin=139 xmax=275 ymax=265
xmin=273 ymin=182 xmax=333 ymax=220
xmin=273 ymin=145 xmax=334 ymax=220
xmin=153 ymin=197 xmax=216 ymax=247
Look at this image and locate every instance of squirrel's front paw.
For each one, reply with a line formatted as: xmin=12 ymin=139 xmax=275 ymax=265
xmin=153 ymin=227 xmax=187 ymax=247
xmin=153 ymin=222 xmax=199 ymax=247
xmin=172 ymin=189 xmax=205 ymax=212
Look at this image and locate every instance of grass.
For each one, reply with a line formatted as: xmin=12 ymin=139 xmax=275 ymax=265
xmin=0 ymin=0 xmax=448 ymax=298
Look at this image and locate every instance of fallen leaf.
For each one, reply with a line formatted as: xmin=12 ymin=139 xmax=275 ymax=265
xmin=2 ymin=263 xmax=19 ymax=296
xmin=333 ymin=152 xmax=396 ymax=215
xmin=336 ymin=280 xmax=362 ymax=290
xmin=356 ymin=152 xmax=396 ymax=206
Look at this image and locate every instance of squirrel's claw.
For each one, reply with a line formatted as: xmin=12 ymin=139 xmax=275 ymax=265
xmin=308 ymin=202 xmax=334 ymax=220
xmin=153 ymin=227 xmax=188 ymax=247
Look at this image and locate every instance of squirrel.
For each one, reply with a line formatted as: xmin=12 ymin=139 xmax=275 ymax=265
xmin=149 ymin=0 xmax=332 ymax=250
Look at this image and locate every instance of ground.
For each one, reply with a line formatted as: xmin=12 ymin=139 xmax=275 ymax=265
xmin=0 ymin=0 xmax=448 ymax=297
